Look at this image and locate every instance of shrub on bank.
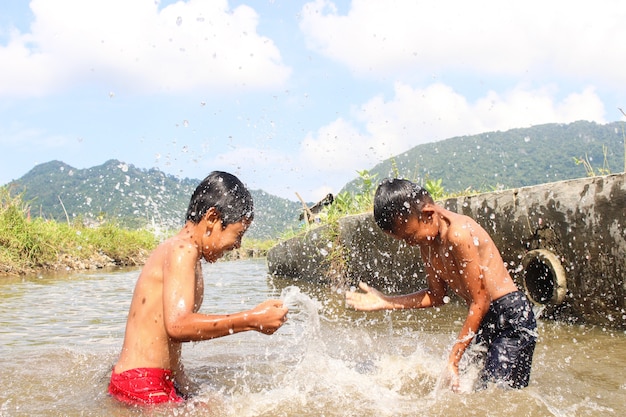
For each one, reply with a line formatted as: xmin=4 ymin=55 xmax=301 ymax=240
xmin=0 ymin=187 xmax=158 ymax=275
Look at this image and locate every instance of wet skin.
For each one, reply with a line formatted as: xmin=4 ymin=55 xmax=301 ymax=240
xmin=346 ymin=203 xmax=518 ymax=391
xmin=112 ymin=207 xmax=288 ymax=395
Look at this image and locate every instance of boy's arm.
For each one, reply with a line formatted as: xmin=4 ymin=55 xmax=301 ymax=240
xmin=445 ymin=228 xmax=492 ymax=389
xmin=346 ymin=244 xmax=449 ymax=311
xmin=345 ymin=268 xmax=448 ymax=311
xmin=162 ymin=243 xmax=287 ymax=342
xmin=346 ymin=282 xmax=426 ymax=311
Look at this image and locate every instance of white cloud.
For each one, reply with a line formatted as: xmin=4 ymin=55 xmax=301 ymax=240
xmin=299 ymin=118 xmax=373 ymax=171
xmin=300 ymin=0 xmax=626 ymax=87
xmin=298 ymin=82 xmax=607 ymax=180
xmin=0 ymin=0 xmax=291 ymax=97
xmin=0 ymin=123 xmax=73 ymax=149
xmin=210 ymin=142 xmax=353 ymax=200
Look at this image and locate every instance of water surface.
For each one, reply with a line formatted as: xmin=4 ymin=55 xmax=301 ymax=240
xmin=1 ymin=259 xmax=624 ymax=416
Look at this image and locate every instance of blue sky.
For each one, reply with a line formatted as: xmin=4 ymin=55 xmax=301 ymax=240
xmin=0 ymin=0 xmax=623 ymax=201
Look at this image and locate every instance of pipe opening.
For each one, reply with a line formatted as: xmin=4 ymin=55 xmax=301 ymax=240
xmin=522 ymin=249 xmax=567 ymax=305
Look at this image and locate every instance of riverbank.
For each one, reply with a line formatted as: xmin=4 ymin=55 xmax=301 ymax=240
xmin=0 ymin=249 xmax=149 ymax=276
xmin=1 ymin=246 xmax=269 ymax=276
xmin=0 ymin=237 xmax=271 ymax=276
xmin=0 ymin=237 xmax=154 ymax=276
xmin=0 ymin=187 xmax=156 ymax=276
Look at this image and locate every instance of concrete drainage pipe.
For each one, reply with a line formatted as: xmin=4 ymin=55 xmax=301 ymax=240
xmin=522 ymin=249 xmax=567 ymax=305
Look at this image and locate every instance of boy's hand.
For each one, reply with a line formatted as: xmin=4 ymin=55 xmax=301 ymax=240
xmin=444 ymin=362 xmax=460 ymax=393
xmin=345 ymin=282 xmax=388 ymax=311
xmin=250 ymin=299 xmax=288 ymax=335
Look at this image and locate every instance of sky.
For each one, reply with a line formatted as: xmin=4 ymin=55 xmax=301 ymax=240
xmin=0 ymin=0 xmax=624 ymax=202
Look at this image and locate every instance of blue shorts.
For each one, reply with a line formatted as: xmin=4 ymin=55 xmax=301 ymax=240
xmin=475 ymin=291 xmax=537 ymax=389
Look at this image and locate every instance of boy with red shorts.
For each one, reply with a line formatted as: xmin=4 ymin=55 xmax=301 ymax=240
xmin=109 ymin=171 xmax=288 ymax=405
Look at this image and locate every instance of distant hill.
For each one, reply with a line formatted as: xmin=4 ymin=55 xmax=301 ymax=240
xmin=7 ymin=160 xmax=302 ymax=240
xmin=342 ymin=120 xmax=626 ymax=194
xmin=6 ymin=121 xmax=625 ymax=240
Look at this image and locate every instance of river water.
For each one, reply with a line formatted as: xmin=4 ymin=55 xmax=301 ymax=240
xmin=1 ymin=259 xmax=625 ymax=417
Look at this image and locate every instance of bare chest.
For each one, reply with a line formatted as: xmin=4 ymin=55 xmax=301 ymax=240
xmin=424 ymin=245 xmax=470 ymax=295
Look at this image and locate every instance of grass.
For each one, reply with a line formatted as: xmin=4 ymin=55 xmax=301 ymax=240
xmin=0 ymin=186 xmax=158 ymax=275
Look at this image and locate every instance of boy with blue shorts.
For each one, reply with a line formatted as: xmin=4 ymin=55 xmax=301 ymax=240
xmin=346 ymin=178 xmax=536 ymax=391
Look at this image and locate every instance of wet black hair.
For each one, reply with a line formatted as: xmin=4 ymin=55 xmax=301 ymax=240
xmin=185 ymin=171 xmax=254 ymax=226
xmin=373 ymin=178 xmax=434 ymax=232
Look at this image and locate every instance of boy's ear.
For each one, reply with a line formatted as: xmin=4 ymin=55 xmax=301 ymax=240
xmin=420 ymin=204 xmax=436 ymax=220
xmin=203 ymin=207 xmax=221 ymax=227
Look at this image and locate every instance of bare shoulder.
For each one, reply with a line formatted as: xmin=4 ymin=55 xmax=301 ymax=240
xmin=163 ymin=234 xmax=197 ymax=252
xmin=143 ymin=235 xmax=198 ymax=271
xmin=444 ymin=212 xmax=476 ymax=243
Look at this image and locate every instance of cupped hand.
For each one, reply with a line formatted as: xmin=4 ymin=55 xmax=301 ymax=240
xmin=251 ymin=299 xmax=288 ymax=335
xmin=345 ymin=282 xmax=388 ymax=311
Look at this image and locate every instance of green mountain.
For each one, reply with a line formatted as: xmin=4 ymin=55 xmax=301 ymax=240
xmin=7 ymin=159 xmax=302 ymax=240
xmin=6 ymin=121 xmax=625 ymax=240
xmin=342 ymin=120 xmax=626 ymax=194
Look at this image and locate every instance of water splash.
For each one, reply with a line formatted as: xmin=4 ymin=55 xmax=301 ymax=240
xmin=207 ymin=285 xmax=452 ymax=416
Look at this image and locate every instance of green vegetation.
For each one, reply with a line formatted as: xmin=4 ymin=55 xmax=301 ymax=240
xmin=0 ymin=187 xmax=158 ymax=275
xmin=573 ymin=145 xmax=612 ymax=177
xmin=324 ymin=169 xmax=379 ymax=222
xmin=341 ymin=120 xmax=626 ymax=196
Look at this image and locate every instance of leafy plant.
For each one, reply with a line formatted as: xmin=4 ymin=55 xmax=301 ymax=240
xmin=573 ymin=145 xmax=611 ymax=177
xmin=424 ymin=178 xmax=445 ymax=200
xmin=324 ymin=170 xmax=378 ymax=223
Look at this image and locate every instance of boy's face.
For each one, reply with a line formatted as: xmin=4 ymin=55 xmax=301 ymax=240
xmin=200 ymin=218 xmax=251 ymax=262
xmin=389 ymin=211 xmax=437 ymax=246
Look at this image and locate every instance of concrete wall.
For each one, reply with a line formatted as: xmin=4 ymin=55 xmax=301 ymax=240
xmin=267 ymin=173 xmax=626 ymax=329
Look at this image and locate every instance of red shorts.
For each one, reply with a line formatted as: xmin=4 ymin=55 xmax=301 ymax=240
xmin=108 ymin=368 xmax=185 ymax=406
